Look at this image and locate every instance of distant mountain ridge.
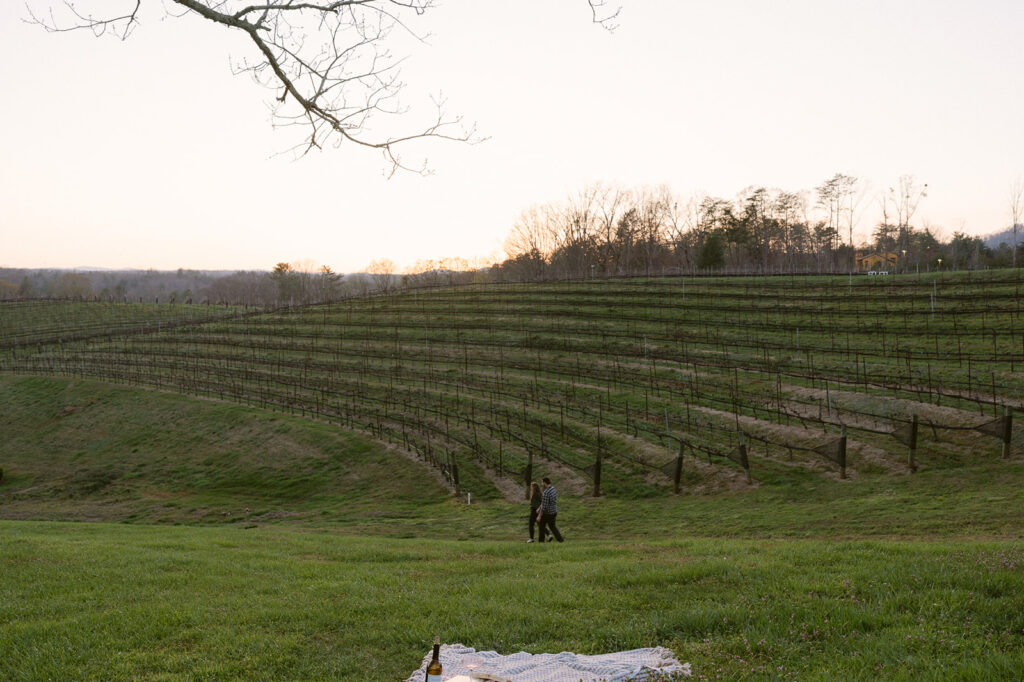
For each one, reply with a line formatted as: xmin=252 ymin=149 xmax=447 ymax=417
xmin=983 ymin=225 xmax=1022 ymax=249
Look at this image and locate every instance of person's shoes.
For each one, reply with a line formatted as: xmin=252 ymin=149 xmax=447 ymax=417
xmin=526 ymin=539 xmax=534 ymax=543
xmin=546 ymin=536 xmax=554 ymax=542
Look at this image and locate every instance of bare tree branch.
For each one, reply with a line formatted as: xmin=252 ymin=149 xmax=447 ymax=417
xmin=588 ymin=0 xmax=620 ymax=32
xmin=25 ymin=0 xmax=614 ymax=173
xmin=25 ymin=0 xmax=142 ymax=39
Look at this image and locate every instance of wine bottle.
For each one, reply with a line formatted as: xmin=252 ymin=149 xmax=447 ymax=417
xmin=425 ymin=635 xmax=442 ymax=682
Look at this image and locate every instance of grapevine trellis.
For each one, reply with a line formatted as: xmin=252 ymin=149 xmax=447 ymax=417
xmin=1 ymin=271 xmax=1022 ymax=499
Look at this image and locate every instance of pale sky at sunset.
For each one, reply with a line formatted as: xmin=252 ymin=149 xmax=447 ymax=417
xmin=1 ymin=0 xmax=1022 ymax=273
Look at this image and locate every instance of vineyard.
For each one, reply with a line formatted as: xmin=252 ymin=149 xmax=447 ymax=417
xmin=2 ymin=272 xmax=1022 ymax=501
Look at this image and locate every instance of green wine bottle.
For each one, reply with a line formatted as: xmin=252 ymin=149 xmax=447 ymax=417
xmin=425 ymin=636 xmax=442 ymax=681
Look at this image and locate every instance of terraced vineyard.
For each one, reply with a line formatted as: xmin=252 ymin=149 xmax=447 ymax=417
xmin=3 ymin=272 xmax=1022 ymax=500
xmin=0 ymin=299 xmax=243 ymax=348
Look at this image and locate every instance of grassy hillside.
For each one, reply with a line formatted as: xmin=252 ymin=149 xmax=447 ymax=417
xmin=0 ymin=375 xmax=452 ymax=528
xmin=3 ymin=375 xmax=1024 ymax=540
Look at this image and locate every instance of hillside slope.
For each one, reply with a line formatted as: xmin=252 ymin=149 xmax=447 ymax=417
xmin=0 ymin=375 xmax=452 ymax=527
xmin=3 ymin=273 xmax=1023 ymax=501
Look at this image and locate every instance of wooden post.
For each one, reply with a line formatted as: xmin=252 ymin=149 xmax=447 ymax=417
xmin=593 ymin=440 xmax=602 ymax=498
xmin=673 ymin=440 xmax=684 ymax=494
xmin=909 ymin=414 xmax=919 ymax=472
xmin=839 ymin=426 xmax=848 ymax=479
xmin=524 ymin=449 xmax=533 ymax=499
xmin=738 ymin=442 xmax=752 ymax=485
xmin=1003 ymin=407 xmax=1013 ymax=460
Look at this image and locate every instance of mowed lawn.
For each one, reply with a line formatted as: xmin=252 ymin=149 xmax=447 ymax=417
xmin=2 ymin=377 xmax=1024 ymax=679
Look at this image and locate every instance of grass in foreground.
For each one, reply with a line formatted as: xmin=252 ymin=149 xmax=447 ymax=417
xmin=2 ymin=522 xmax=1022 ymax=680
xmin=2 ymin=376 xmax=1024 ymax=679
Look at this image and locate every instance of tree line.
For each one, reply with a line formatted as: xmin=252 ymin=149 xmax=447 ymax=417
xmin=494 ymin=176 xmax=1023 ymax=281
xmin=4 ymin=172 xmax=1021 ymax=305
xmin=0 ymin=260 xmax=484 ymax=306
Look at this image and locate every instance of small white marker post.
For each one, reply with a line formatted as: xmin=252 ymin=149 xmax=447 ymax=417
xmin=467 ymin=492 xmax=471 ymax=505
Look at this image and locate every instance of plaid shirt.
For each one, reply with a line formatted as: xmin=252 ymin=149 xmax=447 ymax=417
xmin=539 ymin=486 xmax=558 ymax=515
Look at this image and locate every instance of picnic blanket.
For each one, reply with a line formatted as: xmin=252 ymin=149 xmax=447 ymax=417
xmin=405 ymin=643 xmax=690 ymax=681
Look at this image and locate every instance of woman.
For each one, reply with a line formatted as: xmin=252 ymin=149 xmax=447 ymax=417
xmin=527 ymin=481 xmax=550 ymax=543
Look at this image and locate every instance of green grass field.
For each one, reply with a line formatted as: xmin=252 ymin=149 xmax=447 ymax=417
xmin=4 ymin=522 xmax=1022 ymax=681
xmin=2 ymin=274 xmax=1023 ymax=679
xmin=2 ymin=375 xmax=1023 ymax=680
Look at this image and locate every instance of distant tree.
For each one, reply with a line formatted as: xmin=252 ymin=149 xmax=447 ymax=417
xmin=634 ymin=186 xmax=672 ymax=276
xmin=872 ymin=222 xmax=898 ymax=253
xmin=696 ymin=230 xmax=726 ymax=270
xmin=505 ymin=205 xmax=558 ymax=264
xmin=738 ymin=186 xmax=776 ymax=273
xmin=885 ymin=175 xmax=927 ymax=256
xmin=815 ymin=175 xmax=843 ymax=251
xmin=816 ymin=173 xmax=860 ymax=271
xmin=663 ymin=191 xmax=696 ymax=273
xmin=404 ymin=259 xmax=443 ymax=287
xmin=499 ymin=249 xmax=548 ymax=282
xmin=270 ymin=262 xmax=302 ymax=305
xmin=0 ymin=280 xmax=18 ymax=299
xmin=49 ymin=273 xmax=93 ymax=299
xmin=1010 ymin=178 xmax=1023 ymax=268
xmin=773 ymin=190 xmax=806 ymax=271
xmin=18 ymin=276 xmax=36 ymax=298
xmin=949 ymin=232 xmax=988 ymax=270
xmin=366 ymin=258 xmax=397 ymax=293
xmin=592 ymin=183 xmax=630 ymax=276
xmin=316 ymin=266 xmax=343 ymax=302
xmin=811 ymin=221 xmax=838 ymax=272
xmin=200 ymin=271 xmax=269 ymax=305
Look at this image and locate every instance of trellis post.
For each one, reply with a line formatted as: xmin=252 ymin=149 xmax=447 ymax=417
xmin=839 ymin=426 xmax=847 ymax=479
xmin=738 ymin=441 xmax=751 ymax=485
xmin=524 ymin=448 xmax=533 ymax=499
xmin=673 ymin=440 xmax=684 ymax=494
xmin=1003 ymin=407 xmax=1013 ymax=460
xmin=909 ymin=415 xmax=919 ymax=472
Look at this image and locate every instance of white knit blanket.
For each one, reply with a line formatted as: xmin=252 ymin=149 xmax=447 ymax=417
xmin=405 ymin=644 xmax=690 ymax=682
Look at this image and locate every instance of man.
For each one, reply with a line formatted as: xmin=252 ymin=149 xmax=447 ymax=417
xmin=535 ymin=476 xmax=564 ymax=543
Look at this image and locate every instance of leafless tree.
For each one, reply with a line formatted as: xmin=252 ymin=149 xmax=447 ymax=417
xmin=27 ymin=0 xmax=619 ymax=173
xmin=815 ymin=173 xmax=861 ymax=270
xmin=366 ymin=257 xmax=396 ymax=292
xmin=1010 ymin=177 xmax=1023 ymax=268
xmin=773 ymin=190 xmax=806 ymax=270
xmin=886 ymin=174 xmax=927 ymax=256
xmin=591 ymin=183 xmax=629 ymax=276
xmin=504 ymin=204 xmax=558 ymax=261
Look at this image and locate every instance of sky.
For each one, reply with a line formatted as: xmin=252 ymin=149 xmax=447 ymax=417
xmin=1 ymin=0 xmax=1022 ymax=273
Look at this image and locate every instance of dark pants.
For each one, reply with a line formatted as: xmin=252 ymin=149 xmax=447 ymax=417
xmin=529 ymin=510 xmax=550 ymax=540
xmin=537 ymin=513 xmax=563 ymax=542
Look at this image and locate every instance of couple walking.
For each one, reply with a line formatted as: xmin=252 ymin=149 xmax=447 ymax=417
xmin=527 ymin=477 xmax=564 ymax=543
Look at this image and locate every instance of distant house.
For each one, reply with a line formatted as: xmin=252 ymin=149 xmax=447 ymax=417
xmin=855 ymin=252 xmax=898 ymax=272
